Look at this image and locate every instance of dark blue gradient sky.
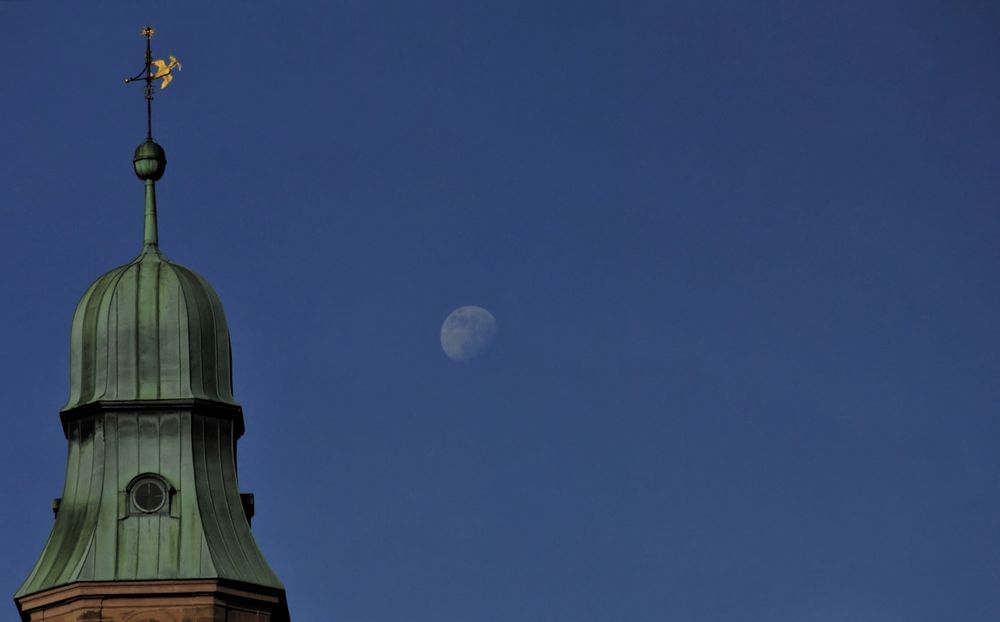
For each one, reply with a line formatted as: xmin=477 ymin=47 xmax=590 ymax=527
xmin=2 ymin=2 xmax=1000 ymax=620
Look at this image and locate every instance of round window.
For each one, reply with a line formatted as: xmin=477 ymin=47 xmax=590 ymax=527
xmin=131 ymin=478 xmax=167 ymax=513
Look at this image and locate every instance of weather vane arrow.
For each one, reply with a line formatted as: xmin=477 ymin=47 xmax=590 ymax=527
xmin=123 ymin=26 xmax=182 ymax=140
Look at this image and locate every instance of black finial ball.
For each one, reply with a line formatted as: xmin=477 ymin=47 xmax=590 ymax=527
xmin=133 ymin=140 xmax=167 ymax=181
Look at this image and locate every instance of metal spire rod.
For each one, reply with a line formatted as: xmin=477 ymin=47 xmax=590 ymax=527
xmin=144 ymin=28 xmax=153 ymax=140
xmin=124 ymin=26 xmax=177 ymax=253
xmin=124 ymin=26 xmax=159 ymax=141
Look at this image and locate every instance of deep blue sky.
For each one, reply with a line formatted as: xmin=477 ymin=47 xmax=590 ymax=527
xmin=2 ymin=2 xmax=1000 ymax=620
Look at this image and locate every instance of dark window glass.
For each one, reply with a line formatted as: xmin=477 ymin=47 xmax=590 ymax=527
xmin=132 ymin=479 xmax=166 ymax=513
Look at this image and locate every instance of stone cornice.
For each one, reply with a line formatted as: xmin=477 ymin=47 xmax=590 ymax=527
xmin=16 ymin=578 xmax=289 ymax=622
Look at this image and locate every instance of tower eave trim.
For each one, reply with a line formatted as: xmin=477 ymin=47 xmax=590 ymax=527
xmin=59 ymin=398 xmax=245 ymax=438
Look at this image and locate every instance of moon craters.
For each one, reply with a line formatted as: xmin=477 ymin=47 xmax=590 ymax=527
xmin=440 ymin=306 xmax=497 ymax=361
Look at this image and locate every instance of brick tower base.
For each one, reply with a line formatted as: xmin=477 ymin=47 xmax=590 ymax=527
xmin=15 ymin=579 xmax=289 ymax=622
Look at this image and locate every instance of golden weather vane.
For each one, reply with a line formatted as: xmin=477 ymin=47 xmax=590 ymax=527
xmin=124 ymin=26 xmax=182 ymax=140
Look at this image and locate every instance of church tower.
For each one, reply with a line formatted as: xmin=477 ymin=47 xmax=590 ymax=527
xmin=14 ymin=28 xmax=290 ymax=622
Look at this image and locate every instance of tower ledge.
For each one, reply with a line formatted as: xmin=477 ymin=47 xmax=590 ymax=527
xmin=16 ymin=578 xmax=289 ymax=622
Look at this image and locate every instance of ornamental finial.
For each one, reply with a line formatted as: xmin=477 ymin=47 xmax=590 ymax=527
xmin=123 ymin=26 xmax=178 ymax=252
xmin=124 ymin=25 xmax=181 ymax=141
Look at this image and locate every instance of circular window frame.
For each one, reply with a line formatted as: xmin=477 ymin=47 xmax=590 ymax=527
xmin=127 ymin=474 xmax=171 ymax=515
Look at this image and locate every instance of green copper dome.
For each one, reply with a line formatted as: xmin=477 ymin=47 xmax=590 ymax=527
xmin=19 ymin=140 xmax=283 ymax=597
xmin=62 ymin=139 xmax=236 ymax=412
xmin=63 ymin=248 xmax=236 ymax=411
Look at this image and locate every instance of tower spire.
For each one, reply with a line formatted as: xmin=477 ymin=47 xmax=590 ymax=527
xmin=124 ymin=26 xmax=180 ymax=252
xmin=15 ymin=25 xmax=289 ymax=622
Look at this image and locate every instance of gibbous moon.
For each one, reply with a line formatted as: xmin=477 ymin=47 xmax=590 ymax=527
xmin=440 ymin=306 xmax=497 ymax=361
